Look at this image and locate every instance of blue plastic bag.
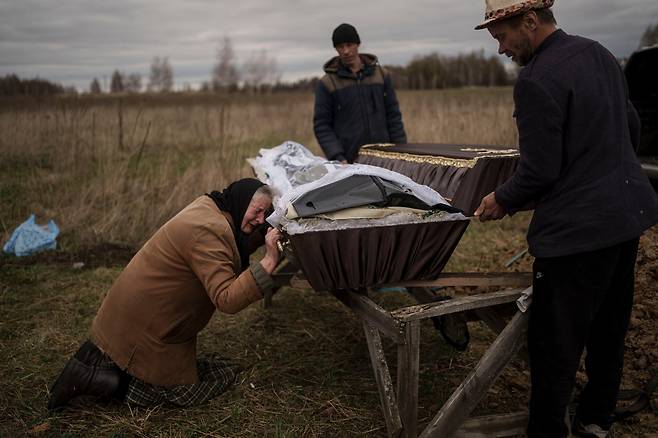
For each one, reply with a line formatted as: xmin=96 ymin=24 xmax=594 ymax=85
xmin=3 ymin=214 xmax=60 ymax=257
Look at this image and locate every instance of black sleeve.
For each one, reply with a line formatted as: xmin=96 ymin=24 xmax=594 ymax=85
xmin=495 ymin=78 xmax=564 ymax=212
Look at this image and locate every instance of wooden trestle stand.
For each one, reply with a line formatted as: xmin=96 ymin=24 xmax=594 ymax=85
xmin=267 ymin=270 xmax=532 ymax=438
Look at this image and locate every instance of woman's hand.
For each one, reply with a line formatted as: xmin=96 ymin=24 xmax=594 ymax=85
xmin=260 ymin=227 xmax=282 ymax=274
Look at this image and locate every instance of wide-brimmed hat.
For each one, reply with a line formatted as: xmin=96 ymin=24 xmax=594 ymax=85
xmin=475 ymin=0 xmax=555 ymax=30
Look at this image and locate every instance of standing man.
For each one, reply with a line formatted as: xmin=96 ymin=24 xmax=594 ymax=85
xmin=315 ymin=24 xmax=470 ymax=351
xmin=474 ymin=1 xmax=658 ymax=437
xmin=313 ymin=23 xmax=407 ymax=163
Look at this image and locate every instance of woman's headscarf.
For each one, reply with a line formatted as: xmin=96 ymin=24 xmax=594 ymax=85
xmin=206 ymin=178 xmax=266 ymax=271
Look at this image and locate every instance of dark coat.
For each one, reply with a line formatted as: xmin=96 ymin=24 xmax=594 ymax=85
xmin=313 ymin=54 xmax=407 ymax=162
xmin=496 ymin=30 xmax=658 ymax=257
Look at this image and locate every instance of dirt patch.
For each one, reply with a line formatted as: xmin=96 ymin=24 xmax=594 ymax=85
xmin=1 ymin=242 xmax=135 ymax=269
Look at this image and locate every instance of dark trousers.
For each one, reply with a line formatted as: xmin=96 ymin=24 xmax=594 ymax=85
xmin=526 ymin=238 xmax=639 ymax=438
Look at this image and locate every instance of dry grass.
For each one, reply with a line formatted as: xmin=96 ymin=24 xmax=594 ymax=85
xmin=0 ymin=217 xmax=537 ymax=437
xmin=0 ymin=89 xmax=516 ymax=248
xmin=1 ymin=89 xmax=654 ymax=437
xmin=401 ymin=88 xmax=518 ymax=146
xmin=3 ymin=224 xmax=655 ymax=437
xmin=0 ymin=93 xmax=315 ymax=247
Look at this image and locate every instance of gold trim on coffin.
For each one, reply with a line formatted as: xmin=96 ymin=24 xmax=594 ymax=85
xmin=359 ymin=144 xmax=519 ymax=169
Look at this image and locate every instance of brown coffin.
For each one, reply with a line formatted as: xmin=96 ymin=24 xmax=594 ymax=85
xmin=288 ymin=144 xmax=519 ymax=292
xmin=356 ymin=143 xmax=519 ymax=215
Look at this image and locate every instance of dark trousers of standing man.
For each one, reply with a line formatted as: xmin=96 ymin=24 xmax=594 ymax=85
xmin=526 ymin=237 xmax=639 ymax=438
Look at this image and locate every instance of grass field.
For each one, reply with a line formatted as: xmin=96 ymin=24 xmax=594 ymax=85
xmin=0 ymin=88 xmax=516 ymax=248
xmin=1 ymin=89 xmax=656 ymax=437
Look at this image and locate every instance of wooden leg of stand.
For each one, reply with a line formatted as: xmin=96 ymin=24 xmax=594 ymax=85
xmin=363 ymin=321 xmax=403 ymax=438
xmin=419 ymin=311 xmax=528 ymax=438
xmin=397 ymin=320 xmax=420 ymax=438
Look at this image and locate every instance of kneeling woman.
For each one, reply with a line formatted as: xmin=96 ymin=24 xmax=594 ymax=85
xmin=48 ymin=178 xmax=281 ymax=409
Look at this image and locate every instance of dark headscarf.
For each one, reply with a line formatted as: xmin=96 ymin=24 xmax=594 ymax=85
xmin=206 ymin=178 xmax=266 ymax=271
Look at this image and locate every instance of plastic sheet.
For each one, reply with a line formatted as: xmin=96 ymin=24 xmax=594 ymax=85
xmin=3 ymin=214 xmax=60 ymax=257
xmin=246 ymin=141 xmax=333 ymax=197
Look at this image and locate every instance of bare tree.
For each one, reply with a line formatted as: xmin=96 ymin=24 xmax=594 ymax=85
xmin=640 ymin=23 xmax=658 ymax=48
xmin=148 ymin=57 xmax=162 ymax=92
xmin=90 ymin=77 xmax=102 ymax=94
xmin=148 ymin=57 xmax=160 ymax=92
xmin=212 ymin=36 xmax=239 ymax=92
xmin=161 ymin=58 xmax=173 ymax=92
xmin=242 ymin=49 xmax=279 ymax=92
xmin=148 ymin=56 xmax=174 ymax=92
xmin=124 ymin=73 xmax=142 ymax=93
xmin=110 ymin=70 xmax=124 ymax=93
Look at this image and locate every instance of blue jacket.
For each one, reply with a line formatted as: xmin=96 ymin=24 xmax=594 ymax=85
xmin=496 ymin=30 xmax=658 ymax=257
xmin=313 ymin=54 xmax=407 ymax=162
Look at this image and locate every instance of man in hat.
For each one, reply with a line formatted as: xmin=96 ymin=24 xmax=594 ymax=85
xmin=313 ymin=23 xmax=407 ymax=163
xmin=48 ymin=179 xmax=283 ymax=409
xmin=473 ymin=1 xmax=658 ymax=437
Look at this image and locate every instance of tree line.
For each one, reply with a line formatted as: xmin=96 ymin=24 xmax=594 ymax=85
xmin=0 ymin=37 xmax=513 ymax=96
xmin=3 ymin=25 xmax=656 ymax=97
xmin=95 ymin=38 xmax=281 ymax=95
xmin=387 ymin=51 xmax=511 ymax=90
xmin=204 ymin=38 xmax=511 ymax=92
xmin=92 ymin=56 xmax=174 ymax=95
xmin=0 ymin=74 xmax=76 ymax=97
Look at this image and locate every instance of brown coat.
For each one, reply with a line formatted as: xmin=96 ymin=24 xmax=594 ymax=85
xmin=91 ymin=196 xmax=263 ymax=387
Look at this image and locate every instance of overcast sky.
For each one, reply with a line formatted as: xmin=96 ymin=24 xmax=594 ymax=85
xmin=1 ymin=0 xmax=657 ymax=91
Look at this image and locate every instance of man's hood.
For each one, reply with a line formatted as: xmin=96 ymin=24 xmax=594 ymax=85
xmin=323 ymin=53 xmax=379 ymax=74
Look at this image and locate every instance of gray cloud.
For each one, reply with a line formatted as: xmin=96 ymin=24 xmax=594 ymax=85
xmin=1 ymin=0 xmax=656 ymax=90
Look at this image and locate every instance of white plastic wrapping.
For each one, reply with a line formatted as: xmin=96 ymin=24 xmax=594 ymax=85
xmin=248 ymin=141 xmax=467 ymax=233
xmin=246 ymin=141 xmax=333 ymax=198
